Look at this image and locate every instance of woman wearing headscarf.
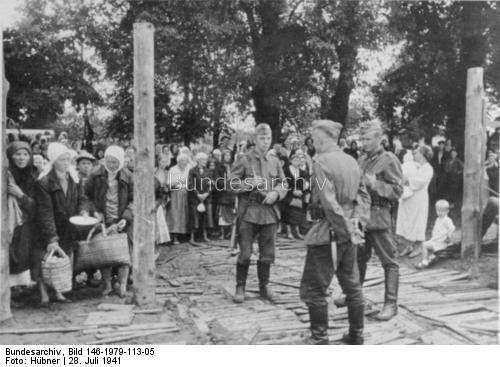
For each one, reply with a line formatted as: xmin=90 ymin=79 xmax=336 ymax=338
xmin=169 ymin=144 xmax=179 ymax=169
xmin=283 ymin=150 xmax=310 ymax=240
xmin=35 ymin=142 xmax=87 ymax=305
xmin=397 ymin=145 xmax=434 ymax=257
xmin=166 ymin=153 xmax=191 ymax=245
xmin=188 ymin=152 xmax=215 ymax=245
xmin=84 ymin=146 xmax=134 ymax=297
xmin=7 ymin=142 xmax=38 ymax=288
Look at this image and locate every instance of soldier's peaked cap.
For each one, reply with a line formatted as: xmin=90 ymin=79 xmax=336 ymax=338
xmin=311 ymin=119 xmax=342 ymax=139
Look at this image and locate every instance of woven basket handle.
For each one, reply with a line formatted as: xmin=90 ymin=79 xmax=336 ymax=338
xmin=86 ymin=223 xmax=107 ymax=242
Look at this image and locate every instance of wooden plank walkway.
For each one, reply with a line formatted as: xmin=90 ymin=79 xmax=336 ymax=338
xmin=163 ymin=237 xmax=498 ymax=345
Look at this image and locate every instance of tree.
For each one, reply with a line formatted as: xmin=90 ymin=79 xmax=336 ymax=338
xmin=304 ymin=1 xmax=385 ymax=126
xmin=3 ymin=0 xmax=104 ymax=128
xmin=374 ymin=1 xmax=500 ymax=155
xmin=97 ymin=0 xmax=250 ymax=145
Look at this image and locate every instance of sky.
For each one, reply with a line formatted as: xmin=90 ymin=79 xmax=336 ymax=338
xmin=0 ymin=0 xmax=23 ymax=28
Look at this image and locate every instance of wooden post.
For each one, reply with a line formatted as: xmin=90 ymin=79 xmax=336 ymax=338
xmin=1 ymin=32 xmax=12 ymax=322
xmin=461 ymin=67 xmax=485 ymax=260
xmin=132 ymin=22 xmax=156 ymax=306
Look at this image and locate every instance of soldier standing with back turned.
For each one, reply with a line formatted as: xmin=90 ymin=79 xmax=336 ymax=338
xmin=300 ymin=120 xmax=371 ymax=345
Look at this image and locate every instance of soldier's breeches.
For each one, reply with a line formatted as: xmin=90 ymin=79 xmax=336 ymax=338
xmin=237 ymin=220 xmax=277 ymax=265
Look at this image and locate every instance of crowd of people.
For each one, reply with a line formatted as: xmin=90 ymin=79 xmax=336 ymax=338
xmin=5 ymin=122 xmax=498 ymax=344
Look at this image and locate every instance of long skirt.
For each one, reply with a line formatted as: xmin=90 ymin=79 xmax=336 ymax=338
xmin=166 ymin=189 xmax=190 ymax=234
xmin=218 ymin=204 xmax=235 ymax=226
xmin=190 ymin=202 xmax=214 ymax=230
xmin=284 ymin=205 xmax=306 ymax=225
xmin=156 ymin=205 xmax=171 ymax=244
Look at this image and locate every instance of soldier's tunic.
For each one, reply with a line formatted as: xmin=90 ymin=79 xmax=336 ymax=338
xmin=358 ymin=147 xmax=403 ymax=303
xmin=300 ymin=146 xmax=371 ymax=331
xmin=229 ymin=148 xmax=288 ymax=264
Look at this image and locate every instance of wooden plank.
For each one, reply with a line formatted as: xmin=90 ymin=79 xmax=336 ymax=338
xmin=87 ymin=327 xmax=180 ymax=345
xmin=97 ymin=304 xmax=135 ymax=312
xmin=84 ymin=311 xmax=134 ymax=326
xmin=0 ymin=326 xmax=94 ymax=335
xmin=132 ymin=21 xmax=156 ymax=306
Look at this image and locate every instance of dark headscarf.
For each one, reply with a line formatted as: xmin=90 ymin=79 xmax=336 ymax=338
xmin=6 ymin=141 xmax=36 ymax=192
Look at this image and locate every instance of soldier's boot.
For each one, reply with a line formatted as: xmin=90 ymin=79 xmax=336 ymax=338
xmin=233 ymin=263 xmax=249 ymax=304
xmin=257 ymin=261 xmax=276 ymax=302
xmin=342 ymin=294 xmax=364 ymax=345
xmin=307 ymin=304 xmax=329 ymax=345
xmin=376 ymin=266 xmax=399 ymax=321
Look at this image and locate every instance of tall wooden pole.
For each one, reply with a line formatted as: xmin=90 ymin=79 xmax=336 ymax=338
xmin=1 ymin=30 xmax=12 ymax=322
xmin=132 ymin=22 xmax=156 ymax=306
xmin=461 ymin=67 xmax=485 ymax=260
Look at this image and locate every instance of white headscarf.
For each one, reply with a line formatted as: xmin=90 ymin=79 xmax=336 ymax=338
xmin=104 ymin=146 xmax=125 ymax=178
xmin=38 ymin=142 xmax=79 ymax=183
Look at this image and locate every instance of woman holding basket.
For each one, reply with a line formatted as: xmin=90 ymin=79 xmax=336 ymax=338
xmin=35 ymin=142 xmax=88 ymax=305
xmin=84 ymin=146 xmax=134 ymax=298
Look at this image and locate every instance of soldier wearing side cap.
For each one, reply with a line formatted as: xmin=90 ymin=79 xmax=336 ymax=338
xmin=355 ymin=121 xmax=403 ymax=321
xmin=300 ymin=120 xmax=371 ymax=345
xmin=228 ymin=123 xmax=288 ymax=303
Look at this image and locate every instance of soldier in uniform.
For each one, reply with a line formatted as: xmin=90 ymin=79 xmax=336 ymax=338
xmin=357 ymin=121 xmax=403 ymax=321
xmin=229 ymin=123 xmax=288 ymax=303
xmin=300 ymin=120 xmax=371 ymax=345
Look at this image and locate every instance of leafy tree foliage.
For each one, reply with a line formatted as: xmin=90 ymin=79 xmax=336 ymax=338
xmin=374 ymin=1 xmax=500 ymax=154
xmin=4 ymin=0 xmax=103 ymax=127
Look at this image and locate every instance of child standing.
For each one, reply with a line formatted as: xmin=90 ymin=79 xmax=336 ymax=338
xmin=416 ymin=200 xmax=456 ymax=269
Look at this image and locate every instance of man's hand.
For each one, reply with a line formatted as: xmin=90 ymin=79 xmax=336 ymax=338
xmin=293 ymin=190 xmax=303 ymax=197
xmin=262 ymin=191 xmax=279 ymax=205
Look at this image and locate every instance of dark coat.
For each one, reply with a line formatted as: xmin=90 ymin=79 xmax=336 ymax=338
xmin=35 ymin=169 xmax=86 ymax=253
xmin=84 ymin=165 xmax=134 ymax=225
xmin=283 ymin=165 xmax=310 ymax=209
xmin=9 ymin=169 xmax=37 ymax=274
xmin=187 ymin=165 xmax=214 ymax=206
xmin=215 ymin=163 xmax=235 ymax=206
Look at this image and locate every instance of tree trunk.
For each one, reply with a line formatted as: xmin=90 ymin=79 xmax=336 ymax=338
xmin=252 ymin=84 xmax=281 ymax=143
xmin=326 ymin=43 xmax=357 ymax=125
xmin=212 ymin=100 xmax=223 ymax=149
xmin=448 ymin=1 xmax=488 ymax=158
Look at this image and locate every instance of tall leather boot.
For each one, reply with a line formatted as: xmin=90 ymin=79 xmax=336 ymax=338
xmin=376 ymin=266 xmax=399 ymax=321
xmin=307 ymin=304 xmax=329 ymax=345
xmin=257 ymin=261 xmax=276 ymax=302
xmin=233 ymin=263 xmax=249 ymax=304
xmin=342 ymin=294 xmax=364 ymax=344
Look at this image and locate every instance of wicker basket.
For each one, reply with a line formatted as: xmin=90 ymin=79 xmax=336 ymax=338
xmin=41 ymin=252 xmax=72 ymax=293
xmin=74 ymin=224 xmax=131 ymax=272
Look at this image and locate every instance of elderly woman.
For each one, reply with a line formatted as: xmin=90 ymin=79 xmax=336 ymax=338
xmin=35 ymin=142 xmax=87 ymax=305
xmin=166 ymin=153 xmax=191 ymax=245
xmin=283 ymin=151 xmax=310 ymax=240
xmin=84 ymin=146 xmax=134 ymax=297
xmin=397 ymin=145 xmax=434 ymax=257
xmin=188 ymin=152 xmax=215 ymax=245
xmin=216 ymin=150 xmax=236 ymax=239
xmin=7 ymin=142 xmax=38 ymax=288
